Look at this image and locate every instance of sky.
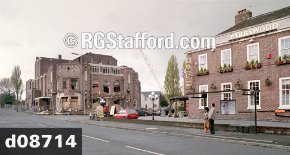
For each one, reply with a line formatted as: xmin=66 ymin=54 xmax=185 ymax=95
xmin=0 ymin=0 xmax=289 ymax=95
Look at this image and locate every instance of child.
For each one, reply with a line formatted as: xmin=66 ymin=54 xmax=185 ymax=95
xmin=204 ymin=107 xmax=210 ymax=133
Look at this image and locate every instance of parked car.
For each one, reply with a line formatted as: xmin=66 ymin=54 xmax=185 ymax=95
xmin=136 ymin=109 xmax=150 ymax=116
xmin=113 ymin=109 xmax=139 ymax=119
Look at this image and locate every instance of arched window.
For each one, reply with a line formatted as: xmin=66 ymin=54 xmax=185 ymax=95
xmin=93 ymin=80 xmax=99 ymax=88
xmin=114 ymin=81 xmax=120 ymax=92
xmin=103 ymin=81 xmax=110 ymax=93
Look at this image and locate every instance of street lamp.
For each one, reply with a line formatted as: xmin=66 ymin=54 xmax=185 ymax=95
xmin=99 ymin=98 xmax=106 ymax=117
xmin=148 ymin=92 xmax=158 ymax=121
xmin=99 ymin=98 xmax=106 ymax=106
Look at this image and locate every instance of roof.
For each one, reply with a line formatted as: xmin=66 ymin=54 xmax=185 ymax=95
xmin=73 ymin=52 xmax=117 ymax=62
xmin=219 ymin=6 xmax=290 ymax=35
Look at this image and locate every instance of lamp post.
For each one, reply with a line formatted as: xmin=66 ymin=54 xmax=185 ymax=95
xmin=99 ymin=98 xmax=106 ymax=117
xmin=99 ymin=98 xmax=106 ymax=106
xmin=148 ymin=92 xmax=158 ymax=121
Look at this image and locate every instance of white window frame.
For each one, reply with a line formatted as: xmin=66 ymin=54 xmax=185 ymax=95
xmin=221 ymin=83 xmax=232 ymax=100
xmin=278 ymin=35 xmax=290 ymax=57
xmin=220 ymin=49 xmax=232 ymax=66
xmin=247 ymin=43 xmax=260 ymax=62
xmin=198 ymin=54 xmax=207 ymax=70
xmin=279 ymin=77 xmax=290 ymax=109
xmin=198 ymin=85 xmax=208 ymax=109
xmin=247 ymin=80 xmax=261 ymax=109
xmin=103 ymin=66 xmax=110 ymax=74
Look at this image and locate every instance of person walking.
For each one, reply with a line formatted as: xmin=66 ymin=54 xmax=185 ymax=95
xmin=208 ymin=103 xmax=216 ymax=134
xmin=204 ymin=107 xmax=210 ymax=133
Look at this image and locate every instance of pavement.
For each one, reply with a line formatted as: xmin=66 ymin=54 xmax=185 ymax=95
xmin=138 ymin=116 xmax=290 ymax=128
xmin=38 ymin=114 xmax=290 ymax=148
xmin=130 ymin=116 xmax=290 ymax=135
xmin=1 ymin=109 xmax=290 ymax=155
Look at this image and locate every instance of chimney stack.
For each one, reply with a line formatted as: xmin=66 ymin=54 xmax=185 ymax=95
xmin=235 ymin=9 xmax=252 ymax=25
xmin=58 ymin=55 xmax=62 ymax=60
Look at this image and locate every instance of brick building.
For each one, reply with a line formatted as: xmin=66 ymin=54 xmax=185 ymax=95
xmin=185 ymin=7 xmax=290 ymax=121
xmin=26 ymin=53 xmax=141 ymax=113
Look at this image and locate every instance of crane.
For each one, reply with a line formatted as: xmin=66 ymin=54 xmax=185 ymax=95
xmin=139 ymin=49 xmax=164 ymax=91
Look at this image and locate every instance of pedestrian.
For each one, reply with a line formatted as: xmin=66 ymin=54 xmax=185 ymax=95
xmin=204 ymin=107 xmax=210 ymax=133
xmin=208 ymin=103 xmax=216 ymax=134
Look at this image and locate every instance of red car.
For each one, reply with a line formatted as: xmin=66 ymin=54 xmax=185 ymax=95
xmin=113 ymin=109 xmax=139 ymax=119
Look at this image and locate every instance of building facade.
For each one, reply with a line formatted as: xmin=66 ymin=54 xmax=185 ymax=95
xmin=26 ymin=53 xmax=141 ymax=113
xmin=185 ymin=7 xmax=290 ymax=121
xmin=141 ymin=91 xmax=161 ymax=111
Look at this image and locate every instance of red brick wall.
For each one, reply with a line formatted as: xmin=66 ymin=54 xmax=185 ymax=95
xmin=187 ymin=31 xmax=290 ymax=121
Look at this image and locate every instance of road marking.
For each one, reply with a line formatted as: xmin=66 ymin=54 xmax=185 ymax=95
xmin=145 ymin=128 xmax=158 ymax=130
xmin=82 ymin=135 xmax=109 ymax=143
xmin=159 ymin=132 xmax=168 ymax=134
xmin=37 ymin=124 xmax=47 ymax=127
xmin=126 ymin=146 xmax=164 ymax=155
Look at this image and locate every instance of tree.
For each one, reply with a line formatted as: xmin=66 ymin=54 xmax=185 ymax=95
xmin=11 ymin=66 xmax=23 ymax=103
xmin=0 ymin=78 xmax=14 ymax=94
xmin=182 ymin=60 xmax=186 ymax=79
xmin=164 ymin=55 xmax=182 ymax=102
xmin=0 ymin=92 xmax=16 ymax=106
xmin=159 ymin=93 xmax=169 ymax=107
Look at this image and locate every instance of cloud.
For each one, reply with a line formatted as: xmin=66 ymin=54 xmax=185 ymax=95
xmin=0 ymin=0 xmax=288 ymax=93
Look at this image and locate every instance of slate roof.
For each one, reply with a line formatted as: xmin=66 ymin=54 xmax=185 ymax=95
xmin=219 ymin=6 xmax=290 ymax=35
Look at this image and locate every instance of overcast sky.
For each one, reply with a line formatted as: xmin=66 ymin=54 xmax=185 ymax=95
xmin=0 ymin=0 xmax=289 ymax=93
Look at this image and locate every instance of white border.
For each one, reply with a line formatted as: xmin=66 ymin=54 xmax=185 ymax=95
xmin=279 ymin=77 xmax=290 ymax=109
xmin=220 ymin=49 xmax=232 ymax=66
xmin=247 ymin=80 xmax=261 ymax=109
xmin=247 ymin=43 xmax=260 ymax=62
xmin=198 ymin=85 xmax=208 ymax=109
xmin=221 ymin=82 xmax=232 ymax=100
xmin=278 ymin=35 xmax=290 ymax=57
xmin=198 ymin=54 xmax=207 ymax=70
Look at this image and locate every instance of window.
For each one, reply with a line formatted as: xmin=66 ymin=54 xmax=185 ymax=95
xmin=113 ymin=68 xmax=121 ymax=74
xmin=103 ymin=67 xmax=110 ymax=74
xmin=199 ymin=85 xmax=208 ymax=109
xmin=221 ymin=49 xmax=231 ymax=66
xmin=71 ymin=79 xmax=78 ymax=90
xmin=221 ymin=83 xmax=232 ymax=100
xmin=93 ymin=81 xmax=99 ymax=88
xmin=279 ymin=77 xmax=290 ymax=109
xmin=278 ymin=36 xmax=290 ymax=57
xmin=113 ymin=81 xmax=120 ymax=92
xmin=198 ymin=54 xmax=207 ymax=70
xmin=247 ymin=43 xmax=259 ymax=62
xmin=63 ymin=79 xmax=67 ymax=89
xmin=92 ymin=66 xmax=100 ymax=73
xmin=103 ymin=81 xmax=109 ymax=93
xmin=247 ymin=80 xmax=260 ymax=109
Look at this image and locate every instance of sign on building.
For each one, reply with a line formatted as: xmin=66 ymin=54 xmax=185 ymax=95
xmin=220 ymin=100 xmax=236 ymax=115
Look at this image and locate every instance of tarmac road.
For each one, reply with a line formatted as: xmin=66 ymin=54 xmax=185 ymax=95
xmin=0 ymin=109 xmax=289 ymax=155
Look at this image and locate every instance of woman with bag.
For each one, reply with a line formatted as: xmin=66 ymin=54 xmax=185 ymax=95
xmin=204 ymin=107 xmax=210 ymax=133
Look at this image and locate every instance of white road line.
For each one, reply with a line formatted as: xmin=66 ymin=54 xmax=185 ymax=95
xmin=145 ymin=128 xmax=159 ymax=130
xmin=37 ymin=124 xmax=47 ymax=127
xmin=126 ymin=146 xmax=164 ymax=155
xmin=82 ymin=135 xmax=109 ymax=143
xmin=160 ymin=132 xmax=168 ymax=134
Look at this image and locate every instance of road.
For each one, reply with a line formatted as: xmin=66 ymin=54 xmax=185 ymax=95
xmin=0 ymin=109 xmax=289 ymax=155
